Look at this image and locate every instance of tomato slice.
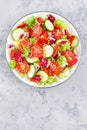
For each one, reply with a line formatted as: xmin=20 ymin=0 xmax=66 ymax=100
xmin=49 ymin=61 xmax=63 ymax=76
xmin=26 ymin=28 xmax=31 ymax=37
xmin=37 ymin=17 xmax=44 ymax=24
xmin=10 ymin=49 xmax=16 ymax=60
xmin=42 ymin=30 xmax=49 ymax=38
xmin=52 ymin=44 xmax=58 ymax=57
xmin=69 ymin=35 xmax=76 ymax=46
xmin=30 ymin=78 xmax=39 ymax=82
xmin=52 ymin=29 xmax=63 ymax=40
xmin=18 ymin=40 xmax=31 ymax=53
xmin=17 ymin=23 xmax=26 ymax=28
xmin=30 ymin=44 xmax=43 ymax=58
xmin=42 ymin=66 xmax=53 ymax=76
xmin=16 ymin=61 xmax=30 ymax=74
xmin=64 ymin=29 xmax=71 ymax=38
xmin=31 ymin=24 xmax=42 ymax=38
xmin=62 ymin=50 xmax=78 ymax=67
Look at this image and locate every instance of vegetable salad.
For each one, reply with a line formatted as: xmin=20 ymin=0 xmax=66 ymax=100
xmin=8 ymin=13 xmax=79 ymax=86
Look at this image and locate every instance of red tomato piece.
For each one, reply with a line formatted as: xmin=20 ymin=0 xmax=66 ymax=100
xmin=37 ymin=17 xmax=44 ymax=24
xmin=30 ymin=78 xmax=39 ymax=82
xmin=38 ymin=37 xmax=48 ymax=44
xmin=69 ymin=35 xmax=76 ymax=46
xmin=64 ymin=29 xmax=71 ymax=38
xmin=26 ymin=28 xmax=31 ymax=37
xmin=52 ymin=44 xmax=58 ymax=57
xmin=42 ymin=66 xmax=53 ymax=76
xmin=31 ymin=24 xmax=42 ymax=38
xmin=62 ymin=50 xmax=78 ymax=67
xmin=10 ymin=49 xmax=16 ymax=60
xmin=42 ymin=30 xmax=49 ymax=38
xmin=30 ymin=44 xmax=43 ymax=58
xmin=17 ymin=23 xmax=26 ymax=28
xmin=18 ymin=40 xmax=31 ymax=53
xmin=16 ymin=61 xmax=30 ymax=74
xmin=52 ymin=29 xmax=63 ymax=40
xmin=49 ymin=61 xmax=63 ymax=76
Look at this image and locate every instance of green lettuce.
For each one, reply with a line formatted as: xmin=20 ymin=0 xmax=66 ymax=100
xmin=57 ymin=55 xmax=68 ymax=68
xmin=38 ymin=76 xmax=58 ymax=86
xmin=30 ymin=37 xmax=37 ymax=44
xmin=60 ymin=42 xmax=70 ymax=51
xmin=22 ymin=47 xmax=30 ymax=58
xmin=25 ymin=16 xmax=36 ymax=28
xmin=9 ymin=60 xmax=16 ymax=69
xmin=55 ymin=19 xmax=68 ymax=29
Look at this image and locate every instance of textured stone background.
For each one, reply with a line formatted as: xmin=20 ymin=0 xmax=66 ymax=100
xmin=0 ymin=0 xmax=87 ymax=130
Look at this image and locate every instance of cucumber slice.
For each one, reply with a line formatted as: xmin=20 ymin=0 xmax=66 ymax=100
xmin=56 ymin=38 xmax=69 ymax=44
xmin=59 ymin=68 xmax=70 ymax=78
xmin=28 ymin=65 xmax=36 ymax=78
xmin=71 ymin=37 xmax=79 ymax=48
xmin=37 ymin=71 xmax=48 ymax=82
xmin=45 ymin=20 xmax=54 ymax=31
xmin=11 ymin=28 xmax=25 ymax=41
xmin=44 ymin=45 xmax=54 ymax=58
xmin=26 ymin=57 xmax=39 ymax=64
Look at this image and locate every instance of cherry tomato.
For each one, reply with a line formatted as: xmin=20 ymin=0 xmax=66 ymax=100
xmin=64 ymin=29 xmax=71 ymax=38
xmin=10 ymin=49 xmax=16 ymax=60
xmin=16 ymin=61 xmax=30 ymax=74
xmin=17 ymin=23 xmax=26 ymax=28
xmin=69 ymin=35 xmax=76 ymax=46
xmin=30 ymin=44 xmax=43 ymax=58
xmin=31 ymin=24 xmax=42 ymax=38
xmin=52 ymin=29 xmax=63 ymax=40
xmin=37 ymin=17 xmax=44 ymax=24
xmin=18 ymin=40 xmax=31 ymax=53
xmin=62 ymin=50 xmax=78 ymax=67
xmin=49 ymin=61 xmax=63 ymax=76
xmin=52 ymin=44 xmax=58 ymax=57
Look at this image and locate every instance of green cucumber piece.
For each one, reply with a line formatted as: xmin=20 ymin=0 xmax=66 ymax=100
xmin=71 ymin=37 xmax=79 ymax=48
xmin=56 ymin=38 xmax=69 ymax=44
xmin=11 ymin=28 xmax=25 ymax=41
xmin=59 ymin=68 xmax=70 ymax=78
xmin=26 ymin=57 xmax=39 ymax=64
xmin=45 ymin=20 xmax=54 ymax=31
xmin=37 ymin=71 xmax=48 ymax=82
xmin=44 ymin=45 xmax=54 ymax=58
xmin=28 ymin=65 xmax=36 ymax=78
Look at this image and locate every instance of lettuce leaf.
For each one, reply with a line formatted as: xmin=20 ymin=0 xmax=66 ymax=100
xmin=25 ymin=16 xmax=36 ymax=28
xmin=22 ymin=47 xmax=30 ymax=58
xmin=57 ymin=55 xmax=68 ymax=68
xmin=55 ymin=19 xmax=68 ymax=29
xmin=9 ymin=60 xmax=16 ymax=69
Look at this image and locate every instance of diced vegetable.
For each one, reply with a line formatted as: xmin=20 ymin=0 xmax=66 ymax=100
xmin=25 ymin=16 xmax=36 ymax=28
xmin=26 ymin=57 xmax=39 ymax=64
xmin=43 ymin=45 xmax=54 ymax=58
xmin=11 ymin=28 xmax=25 ymax=41
xmin=45 ymin=20 xmax=54 ymax=31
xmin=28 ymin=65 xmax=36 ymax=78
xmin=57 ymin=55 xmax=68 ymax=68
xmin=59 ymin=68 xmax=71 ymax=78
xmin=37 ymin=71 xmax=48 ymax=82
xmin=9 ymin=60 xmax=16 ymax=69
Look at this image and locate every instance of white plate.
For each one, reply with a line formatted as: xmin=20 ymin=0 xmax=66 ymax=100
xmin=6 ymin=11 xmax=81 ymax=88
